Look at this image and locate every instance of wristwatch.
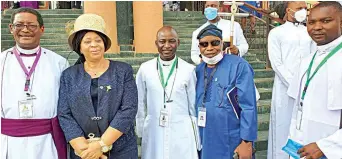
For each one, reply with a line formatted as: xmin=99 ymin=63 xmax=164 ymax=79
xmin=99 ymin=140 xmax=112 ymax=153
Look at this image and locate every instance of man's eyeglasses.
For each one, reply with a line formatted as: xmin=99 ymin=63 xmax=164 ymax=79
xmin=12 ymin=24 xmax=39 ymax=31
xmin=199 ymin=40 xmax=221 ymax=47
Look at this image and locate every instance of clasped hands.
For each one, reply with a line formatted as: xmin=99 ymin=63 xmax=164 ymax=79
xmin=73 ymin=138 xmax=107 ymax=159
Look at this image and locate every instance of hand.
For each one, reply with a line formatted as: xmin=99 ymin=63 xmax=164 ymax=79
xmin=100 ymin=155 xmax=108 ymax=159
xmin=229 ymin=45 xmax=239 ymax=55
xmin=298 ymin=142 xmax=324 ymax=159
xmin=80 ymin=142 xmax=103 ymax=159
xmin=234 ymin=140 xmax=253 ymax=159
xmin=70 ymin=137 xmax=89 ymax=156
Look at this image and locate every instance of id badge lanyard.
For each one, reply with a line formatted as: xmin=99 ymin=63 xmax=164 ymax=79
xmin=13 ymin=47 xmax=42 ymax=93
xmin=198 ymin=65 xmax=217 ymax=127
xmin=297 ymin=42 xmax=342 ymax=130
xmin=157 ymin=57 xmax=178 ymax=127
xmin=157 ymin=56 xmax=178 ymax=107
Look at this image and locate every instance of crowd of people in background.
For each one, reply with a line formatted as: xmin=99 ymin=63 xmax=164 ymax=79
xmin=1 ymin=1 xmax=82 ymax=10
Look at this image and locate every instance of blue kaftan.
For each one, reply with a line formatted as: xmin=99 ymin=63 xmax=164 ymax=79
xmin=195 ymin=54 xmax=258 ymax=159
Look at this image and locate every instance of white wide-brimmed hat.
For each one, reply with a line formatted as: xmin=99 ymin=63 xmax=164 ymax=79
xmin=67 ymin=13 xmax=111 ymax=51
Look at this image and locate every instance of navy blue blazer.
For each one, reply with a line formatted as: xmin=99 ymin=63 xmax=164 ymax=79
xmin=58 ymin=60 xmax=138 ymax=159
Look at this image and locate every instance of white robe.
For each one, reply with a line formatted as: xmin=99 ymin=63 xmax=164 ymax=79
xmin=287 ymin=36 xmax=342 ymax=159
xmin=136 ymin=57 xmax=198 ymax=159
xmin=0 ymin=46 xmax=69 ymax=159
xmin=267 ymin=21 xmax=316 ymax=159
xmin=191 ymin=18 xmax=249 ymax=65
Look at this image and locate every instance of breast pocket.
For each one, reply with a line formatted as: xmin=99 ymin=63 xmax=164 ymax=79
xmin=214 ymin=82 xmax=230 ymax=108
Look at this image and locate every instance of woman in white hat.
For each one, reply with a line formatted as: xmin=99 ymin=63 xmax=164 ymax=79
xmin=57 ymin=14 xmax=138 ymax=159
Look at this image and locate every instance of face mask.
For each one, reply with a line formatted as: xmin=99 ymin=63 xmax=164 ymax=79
xmin=204 ymin=7 xmax=218 ymax=21
xmin=202 ymin=52 xmax=223 ymax=65
xmin=290 ymin=8 xmax=307 ymax=23
xmin=282 ymin=139 xmax=303 ymax=159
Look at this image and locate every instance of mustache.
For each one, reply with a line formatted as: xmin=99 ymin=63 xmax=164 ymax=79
xmin=19 ymin=34 xmax=34 ymax=37
xmin=312 ymin=32 xmax=324 ymax=35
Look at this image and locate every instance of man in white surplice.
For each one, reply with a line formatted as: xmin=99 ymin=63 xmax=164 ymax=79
xmin=287 ymin=2 xmax=342 ymax=158
xmin=267 ymin=2 xmax=316 ymax=158
xmin=136 ymin=26 xmax=199 ymax=159
xmin=191 ymin=1 xmax=249 ymax=65
xmin=0 ymin=8 xmax=69 ymax=159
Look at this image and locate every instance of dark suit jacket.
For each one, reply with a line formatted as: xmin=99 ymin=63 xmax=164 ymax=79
xmin=58 ymin=60 xmax=138 ymax=159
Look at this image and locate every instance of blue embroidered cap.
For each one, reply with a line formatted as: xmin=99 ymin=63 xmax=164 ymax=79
xmin=197 ymin=24 xmax=222 ymax=40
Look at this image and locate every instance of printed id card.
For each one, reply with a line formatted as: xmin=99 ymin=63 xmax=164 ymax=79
xmin=18 ymin=99 xmax=33 ymax=118
xmin=159 ymin=109 xmax=169 ymax=127
xmin=198 ymin=107 xmax=206 ymax=127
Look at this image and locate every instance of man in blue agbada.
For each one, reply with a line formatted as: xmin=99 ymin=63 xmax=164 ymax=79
xmin=195 ymin=24 xmax=257 ymax=159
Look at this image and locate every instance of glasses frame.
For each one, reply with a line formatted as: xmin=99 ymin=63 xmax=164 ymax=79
xmin=199 ymin=40 xmax=222 ymax=48
xmin=11 ymin=23 xmax=40 ymax=31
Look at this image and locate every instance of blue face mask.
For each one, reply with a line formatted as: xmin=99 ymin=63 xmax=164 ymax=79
xmin=282 ymin=139 xmax=303 ymax=159
xmin=282 ymin=139 xmax=327 ymax=159
xmin=204 ymin=7 xmax=218 ymax=21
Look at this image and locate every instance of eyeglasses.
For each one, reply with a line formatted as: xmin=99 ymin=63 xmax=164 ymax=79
xmin=199 ymin=40 xmax=221 ymax=47
xmin=12 ymin=24 xmax=39 ymax=31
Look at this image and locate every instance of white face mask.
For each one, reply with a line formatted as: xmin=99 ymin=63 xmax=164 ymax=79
xmin=202 ymin=52 xmax=224 ymax=65
xmin=290 ymin=8 xmax=307 ymax=23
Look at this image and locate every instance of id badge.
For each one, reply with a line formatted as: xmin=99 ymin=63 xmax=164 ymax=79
xmin=159 ymin=109 xmax=169 ymax=127
xmin=296 ymin=106 xmax=303 ymax=130
xmin=18 ymin=99 xmax=33 ymax=118
xmin=198 ymin=107 xmax=206 ymax=127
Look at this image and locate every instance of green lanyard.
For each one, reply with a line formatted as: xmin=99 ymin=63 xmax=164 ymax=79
xmin=301 ymin=42 xmax=342 ymax=102
xmin=157 ymin=56 xmax=178 ymax=88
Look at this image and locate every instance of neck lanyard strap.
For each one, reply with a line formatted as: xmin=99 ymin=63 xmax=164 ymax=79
xmin=301 ymin=42 xmax=342 ymax=100
xmin=157 ymin=57 xmax=178 ymax=88
xmin=13 ymin=47 xmax=42 ymax=92
xmin=201 ymin=65 xmax=217 ymax=108
xmin=157 ymin=57 xmax=178 ymax=103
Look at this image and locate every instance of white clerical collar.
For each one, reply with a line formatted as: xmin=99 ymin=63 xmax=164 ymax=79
xmin=317 ymin=35 xmax=342 ymax=55
xmin=16 ymin=45 xmax=40 ymax=54
xmin=284 ymin=21 xmax=304 ymax=27
xmin=207 ymin=17 xmax=221 ymax=26
xmin=159 ymin=56 xmax=176 ymax=66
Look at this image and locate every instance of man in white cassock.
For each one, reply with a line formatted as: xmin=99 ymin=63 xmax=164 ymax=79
xmin=191 ymin=1 xmax=249 ymax=65
xmin=287 ymin=2 xmax=342 ymax=159
xmin=136 ymin=26 xmax=199 ymax=159
xmin=267 ymin=2 xmax=317 ymax=158
xmin=0 ymin=8 xmax=69 ymax=159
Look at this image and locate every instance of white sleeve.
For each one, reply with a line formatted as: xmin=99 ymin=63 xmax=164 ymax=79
xmin=61 ymin=58 xmax=70 ymax=71
xmin=268 ymin=30 xmax=293 ymax=87
xmin=234 ymin=22 xmax=249 ymax=57
xmin=186 ymin=67 xmax=202 ymax=150
xmin=0 ymin=51 xmax=9 ymax=117
xmin=255 ymin=84 xmax=260 ymax=101
xmin=191 ymin=31 xmax=202 ymax=65
xmin=287 ymin=62 xmax=302 ymax=99
xmin=317 ymin=126 xmax=342 ymax=158
xmin=135 ymin=65 xmax=147 ymax=138
xmin=186 ymin=67 xmax=197 ymax=116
